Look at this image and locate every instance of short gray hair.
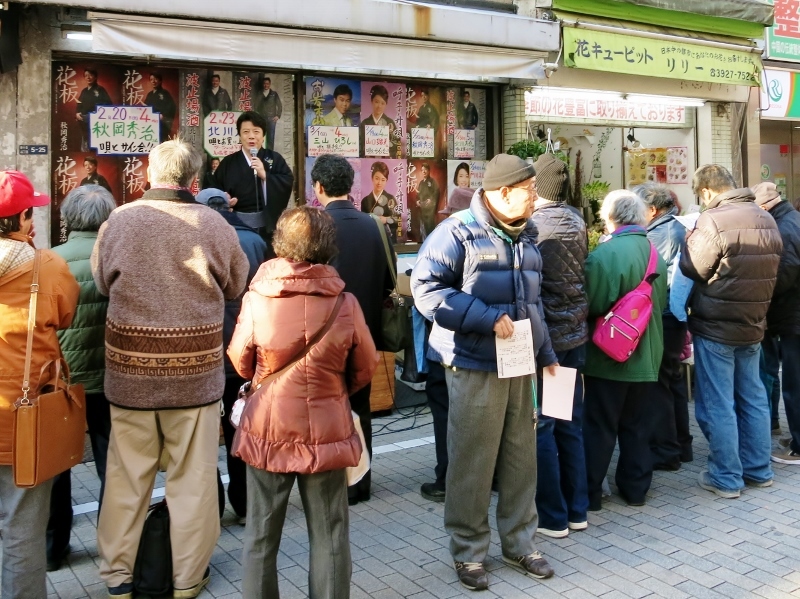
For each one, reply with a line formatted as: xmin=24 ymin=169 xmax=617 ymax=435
xmin=631 ymin=183 xmax=675 ymax=213
xmin=60 ymin=184 xmax=116 ymax=232
xmin=601 ymin=190 xmax=646 ymax=227
xmin=147 ymin=139 xmax=202 ymax=188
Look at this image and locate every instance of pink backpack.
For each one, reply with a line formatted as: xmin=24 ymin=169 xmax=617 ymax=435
xmin=592 ymin=243 xmax=660 ymax=362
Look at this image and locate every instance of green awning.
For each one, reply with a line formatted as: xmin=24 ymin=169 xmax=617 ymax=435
xmin=552 ymin=0 xmax=771 ymax=39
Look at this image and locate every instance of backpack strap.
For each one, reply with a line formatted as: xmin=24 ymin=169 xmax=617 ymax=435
xmin=644 ymin=242 xmax=660 ymax=285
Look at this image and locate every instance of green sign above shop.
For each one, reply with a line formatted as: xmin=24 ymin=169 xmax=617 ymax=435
xmin=564 ymin=28 xmax=762 ymax=87
xmin=766 ymin=0 xmax=800 ymax=62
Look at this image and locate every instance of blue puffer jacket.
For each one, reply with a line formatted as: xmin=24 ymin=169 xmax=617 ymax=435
xmin=412 ymin=189 xmax=557 ymax=371
xmin=646 ymin=207 xmax=684 ymax=317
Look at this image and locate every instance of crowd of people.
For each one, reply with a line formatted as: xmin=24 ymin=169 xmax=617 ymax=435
xmin=0 ymin=133 xmax=797 ymax=598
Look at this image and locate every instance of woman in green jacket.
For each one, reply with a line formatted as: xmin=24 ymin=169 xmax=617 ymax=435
xmin=583 ymin=190 xmax=667 ymax=511
xmin=46 ymin=184 xmax=116 ymax=571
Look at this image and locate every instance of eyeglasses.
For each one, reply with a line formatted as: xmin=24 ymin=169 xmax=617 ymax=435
xmin=509 ymin=181 xmax=536 ymax=192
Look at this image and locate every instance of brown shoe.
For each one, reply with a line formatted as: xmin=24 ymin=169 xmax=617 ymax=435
xmin=502 ymin=551 xmax=554 ymax=579
xmin=454 ymin=561 xmax=489 ymax=591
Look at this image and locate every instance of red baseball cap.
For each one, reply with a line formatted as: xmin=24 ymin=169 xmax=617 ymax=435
xmin=0 ymin=171 xmax=51 ymax=218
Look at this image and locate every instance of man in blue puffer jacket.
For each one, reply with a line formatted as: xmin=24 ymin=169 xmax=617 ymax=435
xmin=412 ymin=154 xmax=558 ymax=592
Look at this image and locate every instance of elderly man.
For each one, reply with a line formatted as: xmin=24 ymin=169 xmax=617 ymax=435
xmin=680 ymin=165 xmax=782 ymax=498
xmin=531 ymin=153 xmax=589 ymax=537
xmin=92 ymin=140 xmax=249 ymax=598
xmin=412 ymin=154 xmax=558 ymax=591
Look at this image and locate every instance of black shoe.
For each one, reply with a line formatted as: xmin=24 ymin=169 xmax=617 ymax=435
xmin=348 ymin=487 xmax=370 ymax=506
xmin=680 ymin=449 xmax=693 ymax=463
xmin=47 ymin=544 xmax=70 ymax=572
xmin=420 ymin=481 xmax=446 ymax=502
xmin=653 ymin=461 xmax=680 ymax=472
xmin=107 ymin=582 xmax=134 ymax=598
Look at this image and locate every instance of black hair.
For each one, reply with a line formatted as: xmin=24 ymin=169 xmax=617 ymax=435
xmin=84 ymin=68 xmax=98 ymax=78
xmin=692 ymin=164 xmax=736 ymax=196
xmin=421 ymin=162 xmax=430 ymax=171
xmin=236 ymin=111 xmax=268 ymax=136
xmin=210 ymin=73 xmax=221 ymax=80
xmin=453 ymin=162 xmax=470 ymax=185
xmin=370 ymin=85 xmax=389 ymax=103
xmin=84 ymin=156 xmax=98 ymax=166
xmin=371 ymin=161 xmax=390 ymax=179
xmin=332 ymin=84 xmax=352 ymax=100
xmin=150 ymin=72 xmax=163 ymax=83
xmin=263 ymin=76 xmax=271 ymax=83
xmin=311 ymin=154 xmax=354 ymax=198
xmin=0 ymin=207 xmax=33 ymax=235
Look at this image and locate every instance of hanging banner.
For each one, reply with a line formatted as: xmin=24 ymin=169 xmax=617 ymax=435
xmin=564 ymin=27 xmax=762 ymax=87
xmin=525 ymin=92 xmax=687 ymax=125
xmin=766 ymin=0 xmax=800 ymax=62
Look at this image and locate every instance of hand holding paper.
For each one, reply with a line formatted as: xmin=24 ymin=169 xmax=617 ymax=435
xmin=496 ymin=319 xmax=536 ymax=378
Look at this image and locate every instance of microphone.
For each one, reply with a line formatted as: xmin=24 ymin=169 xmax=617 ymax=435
xmin=249 ymin=147 xmax=258 ymax=173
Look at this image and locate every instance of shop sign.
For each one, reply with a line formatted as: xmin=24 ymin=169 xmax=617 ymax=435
xmin=766 ymin=0 xmax=800 ymax=62
xmin=203 ymin=111 xmax=241 ymax=157
xmin=89 ymin=105 xmax=161 ymax=155
xmin=524 ymin=93 xmax=687 ymax=125
xmin=760 ymin=69 xmax=800 ymax=119
xmin=564 ymin=28 xmax=761 ymax=87
xmin=307 ymin=126 xmax=359 ymax=157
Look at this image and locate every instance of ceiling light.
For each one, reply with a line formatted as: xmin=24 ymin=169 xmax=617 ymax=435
xmin=65 ymin=32 xmax=92 ymax=40
xmin=626 ymin=93 xmax=705 ymax=107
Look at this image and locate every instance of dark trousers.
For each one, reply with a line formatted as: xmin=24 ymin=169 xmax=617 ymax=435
xmin=425 ymin=360 xmax=449 ymax=485
xmin=47 ymin=391 xmax=111 ymax=558
xmin=584 ymin=376 xmax=653 ymax=507
xmin=536 ymin=345 xmax=588 ymax=530
xmin=763 ymin=333 xmax=800 ymax=453
xmin=348 ymin=383 xmax=372 ymax=498
xmin=650 ymin=316 xmax=692 ymax=467
xmin=221 ymin=376 xmax=248 ymax=518
xmin=761 ymin=332 xmax=783 ymax=427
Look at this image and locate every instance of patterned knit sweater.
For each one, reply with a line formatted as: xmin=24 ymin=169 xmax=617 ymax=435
xmin=91 ymin=188 xmax=249 ymax=409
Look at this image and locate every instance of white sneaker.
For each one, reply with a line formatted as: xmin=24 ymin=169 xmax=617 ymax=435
xmin=568 ymin=521 xmax=588 ymax=531
xmin=537 ymin=527 xmax=568 ymax=538
xmin=771 ymin=448 xmax=800 ymax=464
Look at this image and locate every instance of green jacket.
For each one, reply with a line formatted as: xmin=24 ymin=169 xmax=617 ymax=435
xmin=51 ymin=231 xmax=108 ymax=393
xmin=584 ymin=229 xmax=667 ymax=382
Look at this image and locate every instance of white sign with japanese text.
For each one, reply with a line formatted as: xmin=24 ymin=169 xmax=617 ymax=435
xmin=453 ymin=129 xmax=476 ymax=159
xmin=89 ymin=105 xmax=161 ymax=155
xmin=525 ymin=93 xmax=688 ymax=126
xmin=204 ymin=111 xmax=242 ymax=157
xmin=363 ymin=125 xmax=390 ymax=157
xmin=411 ymin=127 xmax=435 ymax=158
xmin=307 ymin=126 xmax=359 ymax=157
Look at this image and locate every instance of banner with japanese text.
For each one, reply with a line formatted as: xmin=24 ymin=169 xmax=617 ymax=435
xmin=766 ymin=0 xmax=800 ymax=62
xmin=564 ymin=28 xmax=762 ymax=87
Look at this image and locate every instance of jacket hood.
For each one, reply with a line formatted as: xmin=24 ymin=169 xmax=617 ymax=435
xmin=752 ymin=182 xmax=783 ymax=212
xmin=708 ymin=187 xmax=755 ymax=210
xmin=250 ymin=257 xmax=345 ymax=298
xmin=646 ymin=206 xmax=678 ymax=232
xmin=470 ymin=189 xmax=538 ymax=241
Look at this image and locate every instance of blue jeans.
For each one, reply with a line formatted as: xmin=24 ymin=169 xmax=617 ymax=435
xmin=693 ymin=336 xmax=773 ymax=491
xmin=536 ymin=345 xmax=588 ymax=530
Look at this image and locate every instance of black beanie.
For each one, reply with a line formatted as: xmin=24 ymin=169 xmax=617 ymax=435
xmin=533 ymin=153 xmax=570 ymax=203
xmin=483 ymin=154 xmax=536 ymax=191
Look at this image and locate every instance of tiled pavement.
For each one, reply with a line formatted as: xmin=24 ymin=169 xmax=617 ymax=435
xmin=39 ymin=399 xmax=800 ymax=598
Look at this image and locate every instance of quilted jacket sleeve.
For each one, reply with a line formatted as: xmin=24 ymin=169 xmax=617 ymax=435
xmin=411 ymin=224 xmax=503 ymax=337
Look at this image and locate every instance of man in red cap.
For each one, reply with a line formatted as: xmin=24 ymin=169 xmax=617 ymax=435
xmin=0 ymin=171 xmax=79 ymax=597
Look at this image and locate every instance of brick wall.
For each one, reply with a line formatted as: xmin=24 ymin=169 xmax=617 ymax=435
xmin=710 ymin=102 xmax=734 ymax=174
xmin=503 ymin=86 xmax=527 ymax=150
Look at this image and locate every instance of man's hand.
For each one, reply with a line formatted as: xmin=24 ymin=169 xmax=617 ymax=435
xmin=251 ymin=156 xmax=267 ymax=181
xmin=493 ymin=314 xmax=514 ymax=339
xmin=544 ymin=363 xmax=559 ymax=377
xmin=76 ymin=114 xmax=84 ymax=122
xmin=272 ymin=116 xmax=279 ymax=122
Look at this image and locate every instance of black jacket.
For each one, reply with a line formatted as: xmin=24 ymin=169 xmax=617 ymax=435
xmin=680 ymin=188 xmax=782 ymax=346
xmin=532 ymin=201 xmax=588 ymax=352
xmin=325 ymin=200 xmax=394 ymax=348
xmin=766 ymin=200 xmax=800 ymax=335
xmin=212 ymin=148 xmax=294 ymax=232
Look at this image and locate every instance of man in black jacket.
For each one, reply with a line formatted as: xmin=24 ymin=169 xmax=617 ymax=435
xmin=531 ymin=153 xmax=589 ymax=538
xmin=212 ymin=111 xmax=294 ymax=255
xmin=753 ymin=182 xmax=800 ymax=466
xmin=311 ymin=154 xmax=394 ymax=505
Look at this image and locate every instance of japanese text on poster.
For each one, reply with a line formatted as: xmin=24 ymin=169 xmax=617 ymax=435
xmin=204 ymin=111 xmax=241 ymax=157
xmin=89 ymin=106 xmax=160 ymax=155
xmin=411 ymin=128 xmax=435 ymax=158
xmin=454 ymin=129 xmax=476 ymax=159
xmin=364 ymin=125 xmax=390 ymax=157
xmin=525 ymin=94 xmax=687 ymax=125
xmin=307 ymin=126 xmax=360 ymax=157
xmin=565 ymin=28 xmax=762 ymax=87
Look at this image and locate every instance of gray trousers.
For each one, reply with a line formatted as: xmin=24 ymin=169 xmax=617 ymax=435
xmin=242 ymin=466 xmax=351 ymax=599
xmin=444 ymin=367 xmax=539 ymax=563
xmin=0 ymin=466 xmax=53 ymax=598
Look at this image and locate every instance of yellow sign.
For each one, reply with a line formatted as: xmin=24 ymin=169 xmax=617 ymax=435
xmin=564 ymin=28 xmax=761 ymax=87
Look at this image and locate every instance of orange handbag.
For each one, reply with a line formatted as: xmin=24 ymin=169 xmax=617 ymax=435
xmin=11 ymin=250 xmax=86 ymax=488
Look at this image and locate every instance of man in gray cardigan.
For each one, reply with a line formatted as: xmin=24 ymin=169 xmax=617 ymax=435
xmin=92 ymin=140 xmax=249 ymax=599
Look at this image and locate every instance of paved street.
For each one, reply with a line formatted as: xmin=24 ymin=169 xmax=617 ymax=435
xmin=41 ymin=399 xmax=800 ymax=599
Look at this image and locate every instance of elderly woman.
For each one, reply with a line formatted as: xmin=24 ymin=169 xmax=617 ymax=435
xmin=46 ymin=184 xmax=117 ymax=572
xmin=228 ymin=206 xmax=378 ymax=599
xmin=582 ymin=190 xmax=667 ymax=510
xmin=0 ymin=171 xmax=79 ymax=597
xmin=633 ymin=183 xmax=693 ymax=471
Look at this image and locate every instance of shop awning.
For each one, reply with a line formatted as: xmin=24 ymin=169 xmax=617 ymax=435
xmin=551 ymin=0 xmax=771 ymax=38
xmin=89 ymin=12 xmax=551 ymax=83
